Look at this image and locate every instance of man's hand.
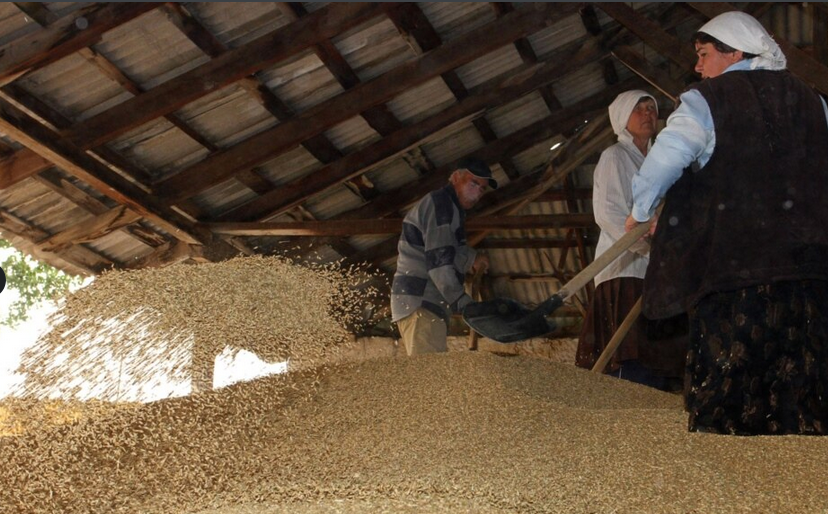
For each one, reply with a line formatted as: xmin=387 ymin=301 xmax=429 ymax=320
xmin=471 ymin=253 xmax=489 ymax=274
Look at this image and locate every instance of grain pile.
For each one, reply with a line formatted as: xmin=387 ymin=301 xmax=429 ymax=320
xmin=3 ymin=352 xmax=828 ymax=513
xmin=9 ymin=255 xmax=379 ymax=402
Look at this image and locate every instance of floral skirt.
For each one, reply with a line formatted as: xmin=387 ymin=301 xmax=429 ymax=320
xmin=686 ymin=280 xmax=828 ymax=435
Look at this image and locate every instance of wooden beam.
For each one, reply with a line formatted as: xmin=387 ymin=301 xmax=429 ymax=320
xmin=597 ymin=3 xmax=697 ymax=70
xmin=0 ymin=96 xmax=208 ymax=246
xmin=12 ymin=2 xmax=57 ymax=26
xmin=0 ymin=148 xmax=52 ymax=189
xmin=123 ymin=240 xmax=196 ymax=270
xmin=160 ymin=3 xmax=225 ymax=58
xmin=227 ymin=40 xmax=621 ymax=224
xmin=0 ymin=3 xmax=158 ymax=86
xmin=340 ymin=77 xmax=638 ymax=223
xmin=153 ymin=3 xmax=582 ymax=203
xmin=0 ymin=206 xmax=111 ymax=274
xmin=688 ymin=2 xmax=828 ymax=95
xmin=76 ymin=47 xmax=219 ymax=152
xmin=207 ymin=214 xmax=595 ymax=237
xmin=39 ymin=205 xmax=143 ymax=253
xmin=64 ymin=3 xmax=394 ymax=150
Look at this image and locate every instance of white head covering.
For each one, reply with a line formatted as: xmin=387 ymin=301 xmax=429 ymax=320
xmin=697 ymin=11 xmax=787 ymax=71
xmin=608 ymin=90 xmax=658 ymax=142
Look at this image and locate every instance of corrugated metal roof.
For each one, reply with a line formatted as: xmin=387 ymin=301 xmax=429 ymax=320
xmin=95 ymin=9 xmax=208 ymax=90
xmin=332 ymin=17 xmax=415 ymax=82
xmin=323 ymin=116 xmax=381 ymax=154
xmin=455 ymin=44 xmax=524 ymax=89
xmin=184 ymin=2 xmax=289 ymax=49
xmin=485 ymin=91 xmax=551 ymax=139
xmin=419 ymin=2 xmax=495 ymax=43
xmin=258 ymin=51 xmax=345 ymax=113
xmin=17 ymin=53 xmax=129 ymax=122
xmin=384 ymin=77 xmax=457 ymax=124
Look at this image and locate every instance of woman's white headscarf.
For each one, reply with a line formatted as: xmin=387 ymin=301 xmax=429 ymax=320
xmin=697 ymin=11 xmax=787 ymax=70
xmin=608 ymin=90 xmax=658 ymax=143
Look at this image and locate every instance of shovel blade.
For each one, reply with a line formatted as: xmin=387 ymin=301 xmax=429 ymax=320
xmin=463 ymin=298 xmax=557 ymax=343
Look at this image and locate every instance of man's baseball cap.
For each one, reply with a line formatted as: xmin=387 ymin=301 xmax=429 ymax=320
xmin=458 ymin=157 xmax=498 ymax=190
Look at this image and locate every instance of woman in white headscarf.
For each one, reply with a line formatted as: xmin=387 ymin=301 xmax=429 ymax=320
xmin=576 ymin=90 xmax=686 ymax=390
xmin=625 ymin=11 xmax=828 ymax=435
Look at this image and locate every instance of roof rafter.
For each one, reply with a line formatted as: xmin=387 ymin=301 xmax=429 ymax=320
xmin=63 ymin=2 xmax=395 ymax=150
xmin=0 ymin=3 xmax=158 ymax=86
xmin=153 ymin=2 xmax=583 ymax=203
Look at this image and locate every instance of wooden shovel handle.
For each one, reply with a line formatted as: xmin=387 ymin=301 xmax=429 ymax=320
xmin=591 ymin=296 xmax=642 ymax=373
xmin=558 ymin=206 xmax=659 ymax=301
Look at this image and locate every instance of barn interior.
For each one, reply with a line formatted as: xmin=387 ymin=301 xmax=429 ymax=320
xmin=1 ymin=3 xmax=828 ymax=513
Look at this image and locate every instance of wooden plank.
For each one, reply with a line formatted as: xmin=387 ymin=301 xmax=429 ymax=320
xmin=64 ymin=3 xmax=394 ymax=150
xmin=0 ymin=206 xmax=111 ymax=274
xmin=153 ymin=3 xmax=581 ymax=203
xmin=0 ymin=148 xmax=52 ymax=189
xmin=688 ymin=2 xmax=828 ymax=95
xmin=39 ymin=205 xmax=142 ymax=253
xmin=597 ymin=3 xmax=697 ymax=70
xmin=0 ymin=96 xmax=207 ymax=246
xmin=207 ymin=214 xmax=595 ymax=237
xmin=0 ymin=3 xmax=158 ymax=86
xmin=123 ymin=240 xmax=195 ymax=269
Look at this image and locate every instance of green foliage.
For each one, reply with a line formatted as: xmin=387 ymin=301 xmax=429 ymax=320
xmin=0 ymin=239 xmax=83 ymax=327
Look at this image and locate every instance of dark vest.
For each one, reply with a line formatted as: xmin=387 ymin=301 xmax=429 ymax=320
xmin=643 ymin=70 xmax=828 ymax=319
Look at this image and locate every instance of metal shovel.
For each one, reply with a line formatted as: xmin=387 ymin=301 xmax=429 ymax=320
xmin=463 ymin=216 xmax=654 ymax=343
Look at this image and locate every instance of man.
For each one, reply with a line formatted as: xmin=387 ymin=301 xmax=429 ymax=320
xmin=625 ymin=12 xmax=828 ymax=434
xmin=391 ymin=157 xmax=496 ymax=355
xmin=578 ymin=90 xmax=685 ymax=390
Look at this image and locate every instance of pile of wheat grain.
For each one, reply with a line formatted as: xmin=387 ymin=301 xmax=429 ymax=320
xmin=3 ymin=352 xmax=828 ymax=513
xmin=9 ymin=255 xmax=380 ymax=402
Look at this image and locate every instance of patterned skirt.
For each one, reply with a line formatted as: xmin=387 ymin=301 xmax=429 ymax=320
xmin=686 ymin=280 xmax=828 ymax=435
